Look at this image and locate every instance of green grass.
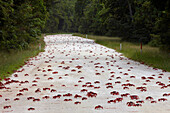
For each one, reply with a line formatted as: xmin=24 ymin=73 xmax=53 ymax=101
xmin=0 ymin=34 xmax=45 ymax=80
xmin=45 ymin=32 xmax=72 ymax=35
xmin=73 ymin=33 xmax=170 ymax=72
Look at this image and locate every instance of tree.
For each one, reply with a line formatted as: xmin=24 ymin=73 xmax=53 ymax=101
xmin=43 ymin=0 xmax=76 ymax=33
xmin=150 ymin=0 xmax=170 ymax=51
xmin=0 ymin=0 xmax=47 ymax=50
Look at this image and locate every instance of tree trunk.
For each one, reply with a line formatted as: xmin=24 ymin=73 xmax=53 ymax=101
xmin=127 ymin=0 xmax=134 ymax=22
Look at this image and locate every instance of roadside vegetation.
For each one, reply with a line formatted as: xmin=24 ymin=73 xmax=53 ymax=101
xmin=0 ymin=35 xmax=45 ymax=80
xmin=74 ymin=0 xmax=170 ymax=52
xmin=73 ymin=33 xmax=170 ymax=72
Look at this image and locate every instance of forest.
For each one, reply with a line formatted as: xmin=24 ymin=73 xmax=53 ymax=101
xmin=0 ymin=0 xmax=170 ymax=51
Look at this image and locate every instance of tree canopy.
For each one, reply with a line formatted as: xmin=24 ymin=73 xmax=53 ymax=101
xmin=73 ymin=0 xmax=170 ymax=51
xmin=0 ymin=0 xmax=47 ymax=50
xmin=0 ymin=0 xmax=169 ymax=51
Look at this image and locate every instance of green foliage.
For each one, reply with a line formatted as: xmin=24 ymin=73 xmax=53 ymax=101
xmin=148 ymin=34 xmax=161 ymax=47
xmin=0 ymin=0 xmax=47 ymax=50
xmin=150 ymin=0 xmax=170 ymax=52
xmin=43 ymin=0 xmax=77 ymax=33
xmin=74 ymin=0 xmax=170 ymax=51
xmin=0 ymin=0 xmax=169 ymax=51
xmin=0 ymin=34 xmax=45 ymax=79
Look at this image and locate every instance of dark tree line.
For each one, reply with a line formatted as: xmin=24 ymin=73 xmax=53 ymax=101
xmin=74 ymin=0 xmax=170 ymax=51
xmin=0 ymin=0 xmax=169 ymax=51
xmin=0 ymin=0 xmax=48 ymax=50
xmin=43 ymin=0 xmax=77 ymax=33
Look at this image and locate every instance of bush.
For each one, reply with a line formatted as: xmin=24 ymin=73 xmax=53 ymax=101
xmin=148 ymin=34 xmax=161 ymax=47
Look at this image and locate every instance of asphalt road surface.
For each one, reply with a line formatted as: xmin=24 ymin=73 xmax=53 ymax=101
xmin=0 ymin=34 xmax=170 ymax=113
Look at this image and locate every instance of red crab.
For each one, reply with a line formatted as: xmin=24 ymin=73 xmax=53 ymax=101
xmin=141 ymin=76 xmax=146 ymax=80
xmin=115 ymin=81 xmax=121 ymax=84
xmin=136 ymin=100 xmax=144 ymax=103
xmin=158 ymin=98 xmax=167 ymax=102
xmin=5 ymin=98 xmax=10 ymax=101
xmin=33 ymin=98 xmax=40 ymax=102
xmin=71 ymin=69 xmax=76 ymax=72
xmin=63 ymin=93 xmax=72 ymax=97
xmin=94 ymin=81 xmax=100 ymax=84
xmin=110 ymin=72 xmax=115 ymax=74
xmin=130 ymin=76 xmax=135 ymax=78
xmin=151 ymin=101 xmax=157 ymax=103
xmin=80 ymin=77 xmax=84 ymax=79
xmin=74 ymin=94 xmax=82 ymax=98
xmin=163 ymin=93 xmax=170 ymax=96
xmin=135 ymin=104 xmax=142 ymax=107
xmin=147 ymin=77 xmax=154 ymax=79
xmin=110 ymin=91 xmax=119 ymax=95
xmin=74 ymin=84 xmax=78 ymax=87
xmin=78 ymin=71 xmax=82 ymax=73
xmin=127 ymin=101 xmax=135 ymax=107
xmin=27 ymin=97 xmax=35 ymax=100
xmin=121 ymin=93 xmax=130 ymax=97
xmin=130 ymin=95 xmax=139 ymax=100
xmin=123 ymin=87 xmax=129 ymax=89
xmin=48 ymin=77 xmax=53 ymax=80
xmin=74 ymin=101 xmax=81 ymax=104
xmin=94 ymin=86 xmax=100 ymax=89
xmin=53 ymin=94 xmax=62 ymax=99
xmin=116 ymin=77 xmax=121 ymax=79
xmin=87 ymin=91 xmax=97 ymax=98
xmin=82 ymin=85 xmax=87 ymax=87
xmin=64 ymin=99 xmax=72 ymax=101
xmin=51 ymin=89 xmax=56 ymax=92
xmin=95 ymin=73 xmax=101 ymax=75
xmin=75 ymin=66 xmax=82 ymax=69
xmin=24 ymin=74 xmax=29 ymax=76
xmin=124 ymin=73 xmax=129 ymax=75
xmin=32 ymin=84 xmax=37 ymax=86
xmin=35 ymin=77 xmax=40 ymax=79
xmin=108 ymin=100 xmax=116 ymax=103
xmin=82 ymin=97 xmax=87 ymax=100
xmin=81 ymin=89 xmax=88 ymax=92
xmin=110 ymin=75 xmax=114 ymax=78
xmin=48 ymin=69 xmax=52 ymax=71
xmin=105 ymin=83 xmax=112 ymax=85
xmin=115 ymin=97 xmax=123 ymax=102
xmin=4 ymin=105 xmax=11 ymax=109
xmin=106 ymin=86 xmax=113 ymax=89
xmin=95 ymin=105 xmax=103 ymax=109
xmin=14 ymin=98 xmax=20 ymax=101
xmin=87 ymin=85 xmax=94 ymax=87
xmin=28 ymin=107 xmax=35 ymax=111
xmin=136 ymin=87 xmax=147 ymax=92
xmin=158 ymin=76 xmax=162 ymax=78
xmin=16 ymin=93 xmax=23 ymax=96
xmin=35 ymin=88 xmax=41 ymax=93
xmin=146 ymin=96 xmax=154 ymax=100
xmin=43 ymin=88 xmax=50 ymax=91
xmin=14 ymin=74 xmax=18 ymax=77
xmin=42 ymin=96 xmax=50 ymax=99
xmin=78 ymin=80 xmax=82 ymax=83
xmin=52 ymin=71 xmax=58 ymax=74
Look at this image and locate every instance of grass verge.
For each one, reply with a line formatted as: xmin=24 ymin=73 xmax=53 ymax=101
xmin=73 ymin=33 xmax=170 ymax=72
xmin=44 ymin=32 xmax=72 ymax=35
xmin=0 ymin=34 xmax=45 ymax=80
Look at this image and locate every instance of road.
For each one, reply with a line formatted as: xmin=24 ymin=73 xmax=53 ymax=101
xmin=0 ymin=34 xmax=170 ymax=113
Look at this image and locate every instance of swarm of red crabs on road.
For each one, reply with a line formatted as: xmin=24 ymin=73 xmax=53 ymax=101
xmin=0 ymin=35 xmax=169 ymax=112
